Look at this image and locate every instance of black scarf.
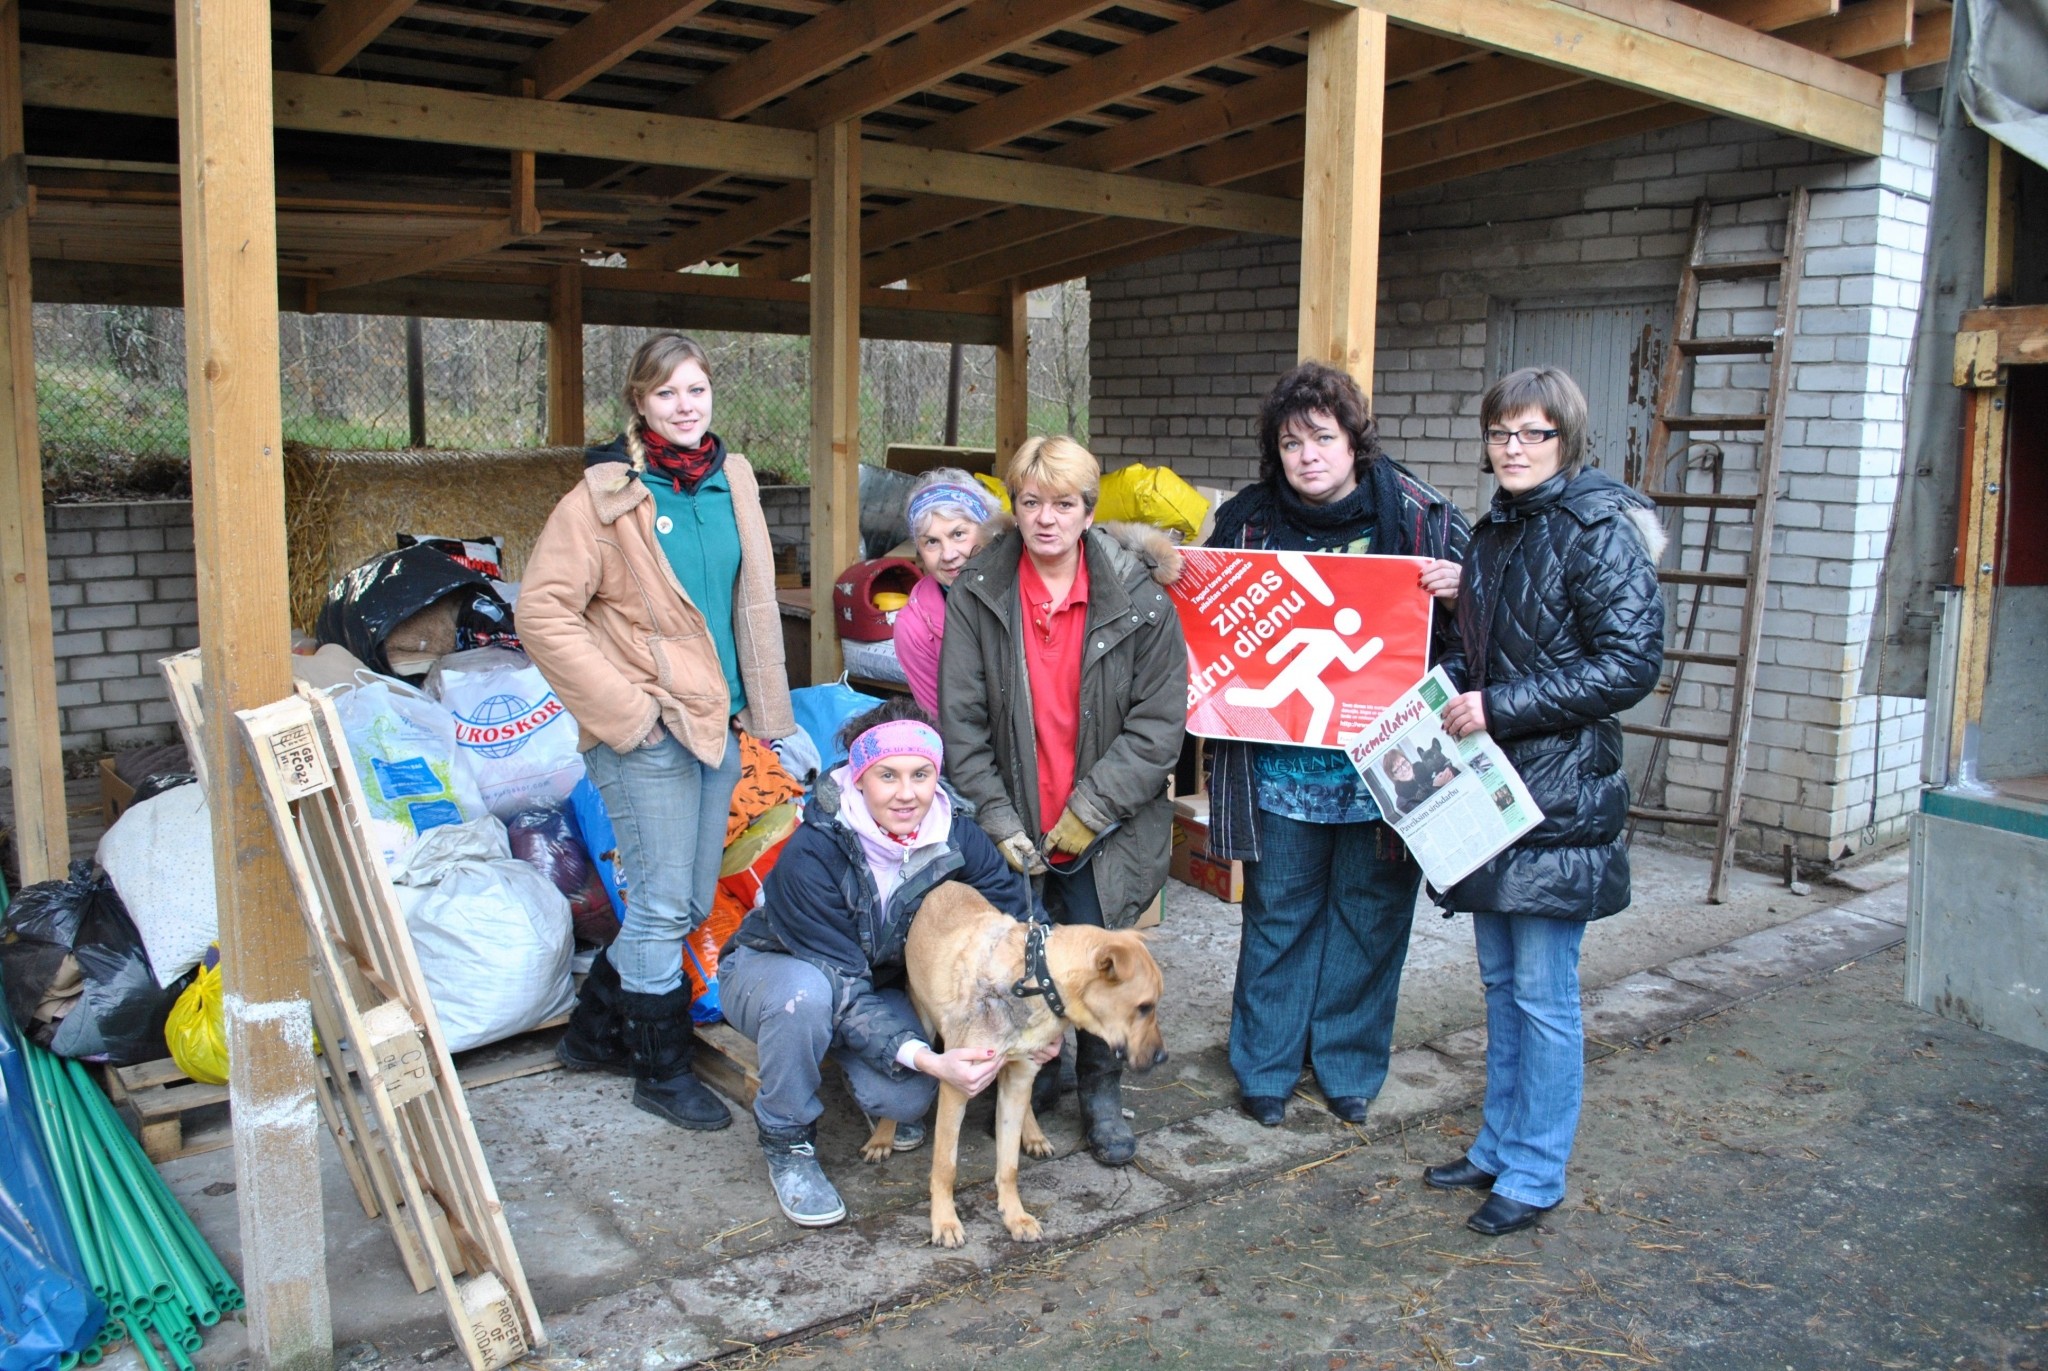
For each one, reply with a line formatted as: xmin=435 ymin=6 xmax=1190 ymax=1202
xmin=1212 ymin=454 xmax=1415 ymax=556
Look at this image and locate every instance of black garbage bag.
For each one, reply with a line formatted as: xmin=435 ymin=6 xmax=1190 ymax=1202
xmin=0 ymin=861 xmax=180 ymax=1063
xmin=315 ymin=544 xmax=519 ymax=676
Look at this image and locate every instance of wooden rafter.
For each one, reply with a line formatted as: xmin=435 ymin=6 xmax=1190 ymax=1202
xmin=1849 ymin=5 xmax=1949 ymax=72
xmin=1778 ymin=0 xmax=1911 ymax=59
xmin=1682 ymin=0 xmax=1836 ymax=27
xmin=665 ymin=0 xmax=1008 ymax=122
xmin=1343 ymin=0 xmax=1883 ymax=153
xmin=638 ymin=0 xmax=1321 ymax=271
xmin=284 ymin=0 xmax=414 ymax=75
xmin=22 ymin=44 xmax=1297 ymax=237
xmin=513 ymin=0 xmax=718 ymax=101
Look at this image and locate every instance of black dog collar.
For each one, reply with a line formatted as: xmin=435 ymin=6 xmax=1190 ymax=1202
xmin=1010 ymin=920 xmax=1066 ymax=1018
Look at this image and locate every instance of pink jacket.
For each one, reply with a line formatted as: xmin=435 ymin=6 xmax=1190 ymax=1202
xmin=893 ymin=573 xmax=947 ymax=715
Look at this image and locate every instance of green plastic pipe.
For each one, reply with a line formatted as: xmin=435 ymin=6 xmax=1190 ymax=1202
xmin=25 ymin=1050 xmax=113 ymax=1312
xmin=22 ymin=1047 xmax=111 ymax=1306
xmin=30 ymin=1050 xmax=130 ymax=1319
xmin=149 ymin=1305 xmax=197 ymax=1371
xmin=62 ymin=1061 xmax=184 ymax=1309
xmin=119 ymin=1317 xmax=164 ymax=1371
xmin=64 ymin=1058 xmax=240 ymax=1311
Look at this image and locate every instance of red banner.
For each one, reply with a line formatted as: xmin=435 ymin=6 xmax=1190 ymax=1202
xmin=1171 ymin=548 xmax=1432 ymax=748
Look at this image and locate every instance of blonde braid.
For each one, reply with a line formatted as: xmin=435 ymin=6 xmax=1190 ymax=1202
xmin=623 ymin=413 xmax=648 ymax=473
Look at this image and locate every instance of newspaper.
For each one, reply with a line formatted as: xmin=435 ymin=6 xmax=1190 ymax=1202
xmin=1345 ymin=667 xmax=1544 ymax=891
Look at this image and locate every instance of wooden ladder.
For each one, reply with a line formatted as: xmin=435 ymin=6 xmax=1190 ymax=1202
xmin=1627 ymin=190 xmax=1809 ymax=904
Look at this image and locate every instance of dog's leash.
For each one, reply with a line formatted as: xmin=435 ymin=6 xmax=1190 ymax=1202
xmin=1009 ymin=920 xmax=1066 ymax=1017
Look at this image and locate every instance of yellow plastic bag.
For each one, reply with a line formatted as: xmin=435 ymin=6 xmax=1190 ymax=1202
xmin=1094 ymin=464 xmax=1209 ymax=541
xmin=972 ymin=471 xmax=1012 ymax=513
xmin=166 ymin=961 xmax=228 ymax=1086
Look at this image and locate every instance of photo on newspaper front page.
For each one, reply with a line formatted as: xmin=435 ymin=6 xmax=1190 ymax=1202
xmin=1345 ymin=667 xmax=1544 ymax=891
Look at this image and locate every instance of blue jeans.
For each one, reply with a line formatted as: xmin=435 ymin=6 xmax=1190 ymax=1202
xmin=1229 ymin=813 xmax=1419 ymax=1100
xmin=1466 ymin=912 xmax=1587 ymax=1209
xmin=718 ymin=946 xmax=937 ymax=1132
xmin=582 ymin=728 xmax=742 ymax=996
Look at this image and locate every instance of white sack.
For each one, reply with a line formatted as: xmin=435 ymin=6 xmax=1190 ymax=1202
xmin=390 ymin=815 xmax=575 ymax=1052
xmin=331 ymin=674 xmax=487 ymax=869
xmin=428 ymin=649 xmax=585 ymax=818
xmin=96 ymin=783 xmax=217 ymax=988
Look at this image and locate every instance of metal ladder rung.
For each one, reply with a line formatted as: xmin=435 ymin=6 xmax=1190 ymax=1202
xmin=1622 ymin=722 xmax=1729 ymax=746
xmin=1660 ymin=413 xmax=1769 ymax=431
xmin=1659 ymin=569 xmax=1751 ymax=589
xmin=1675 ymin=335 xmax=1777 ymax=355
xmin=1628 ymin=806 xmax=1720 ymax=826
xmin=1651 ymin=492 xmax=1760 ymax=510
xmin=1691 ymin=257 xmax=1786 ymax=280
xmin=1664 ymin=647 xmax=1741 ymax=668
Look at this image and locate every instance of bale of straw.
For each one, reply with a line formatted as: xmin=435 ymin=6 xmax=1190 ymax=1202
xmin=284 ymin=443 xmax=587 ymax=631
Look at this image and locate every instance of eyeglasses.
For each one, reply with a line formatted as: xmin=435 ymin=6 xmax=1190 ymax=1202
xmin=1483 ymin=427 xmax=1561 ymax=447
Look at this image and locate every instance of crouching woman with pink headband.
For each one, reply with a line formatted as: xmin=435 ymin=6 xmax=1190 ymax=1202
xmin=719 ymin=699 xmax=1047 ymax=1227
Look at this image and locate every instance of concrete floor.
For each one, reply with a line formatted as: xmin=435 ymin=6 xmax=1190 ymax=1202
xmin=154 ymin=837 xmax=1917 ymax=1370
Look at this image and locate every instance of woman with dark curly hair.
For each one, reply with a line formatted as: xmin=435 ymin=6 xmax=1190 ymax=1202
xmin=1204 ymin=361 xmax=1469 ymax=1129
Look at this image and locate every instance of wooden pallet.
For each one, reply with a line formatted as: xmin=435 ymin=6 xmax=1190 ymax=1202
xmin=103 ymin=1013 xmax=577 ymax=1164
xmin=236 ymin=685 xmax=544 ymax=1371
xmin=102 ymin=1058 xmax=231 ymax=1162
xmin=692 ymin=1020 xmax=762 ymax=1108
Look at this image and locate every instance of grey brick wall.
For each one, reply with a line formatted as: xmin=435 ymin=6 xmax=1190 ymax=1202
xmin=0 ymin=501 xmax=198 ymax=769
xmin=1090 ymin=81 xmax=1938 ymax=866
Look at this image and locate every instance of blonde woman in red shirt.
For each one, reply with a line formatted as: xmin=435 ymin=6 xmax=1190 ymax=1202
xmin=937 ymin=435 xmax=1188 ymax=1167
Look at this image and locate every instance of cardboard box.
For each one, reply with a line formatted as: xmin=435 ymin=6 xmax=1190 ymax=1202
xmin=1169 ymin=793 xmax=1244 ymax=903
xmin=1135 ymin=889 xmax=1163 ymax=929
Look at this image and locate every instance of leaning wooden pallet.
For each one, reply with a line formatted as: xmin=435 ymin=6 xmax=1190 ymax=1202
xmin=233 ymin=683 xmax=545 ymax=1371
xmin=158 ymin=650 xmax=393 ymax=1235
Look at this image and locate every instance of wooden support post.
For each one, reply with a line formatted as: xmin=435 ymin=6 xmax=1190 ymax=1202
xmin=1947 ymin=140 xmax=2023 ymax=770
xmin=1297 ymin=5 xmax=1387 ymax=394
xmin=547 ymin=264 xmax=584 ymax=447
xmin=995 ymin=281 xmax=1029 ymax=462
xmin=405 ymin=316 xmax=426 ymax=446
xmin=0 ymin=0 xmax=66 ymax=881
xmin=173 ymin=0 xmax=332 ymax=1366
xmin=809 ymin=121 xmax=860 ymax=683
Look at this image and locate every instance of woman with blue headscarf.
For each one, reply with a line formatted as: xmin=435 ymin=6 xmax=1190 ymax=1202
xmin=895 ymin=467 xmax=998 ymax=714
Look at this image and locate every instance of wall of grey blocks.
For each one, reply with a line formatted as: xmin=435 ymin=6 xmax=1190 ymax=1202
xmin=1090 ymin=81 xmax=1939 ymax=866
xmin=0 ymin=501 xmax=198 ymax=770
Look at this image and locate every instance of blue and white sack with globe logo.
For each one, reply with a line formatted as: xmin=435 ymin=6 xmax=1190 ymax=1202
xmin=430 ymin=648 xmax=586 ymax=819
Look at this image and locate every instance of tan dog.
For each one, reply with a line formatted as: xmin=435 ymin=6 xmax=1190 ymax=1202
xmin=861 ymin=880 xmax=1167 ymax=1247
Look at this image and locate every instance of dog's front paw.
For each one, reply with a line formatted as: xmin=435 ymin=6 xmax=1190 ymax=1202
xmin=859 ymin=1139 xmax=894 ymax=1163
xmin=1020 ymin=1129 xmax=1055 ymax=1159
xmin=931 ymin=1215 xmax=967 ymax=1248
xmin=1004 ymin=1211 xmax=1044 ymax=1243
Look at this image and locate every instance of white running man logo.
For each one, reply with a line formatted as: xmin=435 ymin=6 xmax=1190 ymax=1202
xmin=1222 ymin=552 xmax=1384 ymax=747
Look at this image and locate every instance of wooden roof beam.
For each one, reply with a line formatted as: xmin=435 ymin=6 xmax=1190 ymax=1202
xmin=1777 ymin=0 xmax=1912 ymax=59
xmin=1681 ymin=0 xmax=1836 ymax=29
xmin=284 ymin=0 xmax=414 ymax=75
xmin=512 ymin=0 xmax=720 ymax=101
xmin=635 ymin=0 xmax=1325 ymax=271
xmin=21 ymin=44 xmax=1298 ymax=236
xmin=1341 ymin=0 xmax=1884 ymax=153
xmin=922 ymin=0 xmax=1316 ymax=153
xmin=663 ymin=0 xmax=969 ymax=121
xmin=1848 ymin=4 xmax=1950 ymax=74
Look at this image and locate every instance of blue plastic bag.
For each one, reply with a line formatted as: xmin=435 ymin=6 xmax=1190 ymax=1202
xmin=563 ymin=777 xmax=629 ymax=923
xmin=0 ymin=1008 xmax=104 ymax=1369
xmin=788 ymin=680 xmax=884 ymax=776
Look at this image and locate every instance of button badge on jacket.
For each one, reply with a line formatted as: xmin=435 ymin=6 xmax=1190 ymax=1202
xmin=656 ymin=514 xmax=674 ymax=534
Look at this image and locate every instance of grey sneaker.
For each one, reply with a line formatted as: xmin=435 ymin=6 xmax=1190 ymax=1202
xmin=863 ymin=1113 xmax=927 ymax=1152
xmin=759 ymin=1124 xmax=846 ymax=1227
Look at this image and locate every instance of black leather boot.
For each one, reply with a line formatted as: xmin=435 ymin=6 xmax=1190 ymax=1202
xmin=555 ymin=951 xmax=630 ymax=1074
xmin=1074 ymin=1031 xmax=1136 ymax=1167
xmin=619 ymin=987 xmax=731 ymax=1131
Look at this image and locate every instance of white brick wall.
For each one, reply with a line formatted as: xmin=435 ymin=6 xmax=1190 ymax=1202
xmin=0 ymin=501 xmax=198 ymax=769
xmin=1090 ymin=81 xmax=1939 ymax=866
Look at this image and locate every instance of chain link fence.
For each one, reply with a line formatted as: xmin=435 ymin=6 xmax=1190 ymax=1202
xmin=33 ymin=281 xmax=1089 ymax=488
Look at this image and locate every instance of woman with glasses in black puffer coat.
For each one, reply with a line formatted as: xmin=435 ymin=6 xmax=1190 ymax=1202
xmin=1422 ymin=366 xmax=1666 ymax=1238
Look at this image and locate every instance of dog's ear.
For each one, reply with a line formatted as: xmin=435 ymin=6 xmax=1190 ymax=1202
xmin=1095 ymin=941 xmax=1138 ymax=985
